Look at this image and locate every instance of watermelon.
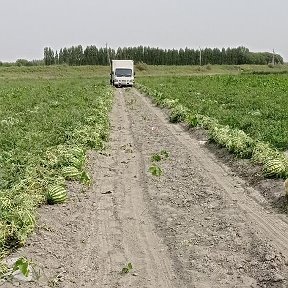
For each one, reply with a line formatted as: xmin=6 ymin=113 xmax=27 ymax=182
xmin=263 ymin=159 xmax=287 ymax=177
xmin=46 ymin=186 xmax=67 ymax=205
xmin=62 ymin=166 xmax=80 ymax=180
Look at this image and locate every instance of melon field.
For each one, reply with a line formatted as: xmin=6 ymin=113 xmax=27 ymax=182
xmin=0 ymin=70 xmax=112 ymax=267
xmin=1 ymin=65 xmax=288 ymax=287
xmin=137 ymin=74 xmax=288 ymax=178
xmin=138 ymin=74 xmax=288 ymax=150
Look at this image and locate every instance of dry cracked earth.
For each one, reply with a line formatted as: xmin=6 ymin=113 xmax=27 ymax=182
xmin=3 ymin=88 xmax=288 ymax=288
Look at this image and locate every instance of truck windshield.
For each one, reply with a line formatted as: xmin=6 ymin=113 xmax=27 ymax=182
xmin=115 ymin=68 xmax=132 ymax=77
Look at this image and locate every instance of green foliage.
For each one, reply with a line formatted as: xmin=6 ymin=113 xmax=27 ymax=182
xmin=139 ymin=75 xmax=288 ymax=177
xmin=80 ymin=171 xmax=91 ymax=186
xmin=135 ymin=62 xmax=148 ymax=71
xmin=196 ymin=114 xmax=219 ymax=130
xmin=149 ymin=150 xmax=169 ymax=177
xmin=0 ymin=77 xmax=113 ymax=261
xmin=139 ymin=75 xmax=288 ymax=150
xmin=121 ymin=262 xmax=133 ymax=274
xmin=43 ymin=46 xmax=284 ymax=66
xmin=161 ymin=98 xmax=179 ymax=109
xmin=169 ymin=104 xmax=189 ymax=123
xmin=148 ymin=165 xmax=163 ymax=177
xmin=13 ymin=257 xmax=30 ymax=277
xmin=44 ymin=47 xmax=55 ymax=66
xmin=151 ymin=150 xmax=169 ymax=162
xmin=151 ymin=154 xmax=162 ymax=162
xmin=185 ymin=113 xmax=199 ymax=127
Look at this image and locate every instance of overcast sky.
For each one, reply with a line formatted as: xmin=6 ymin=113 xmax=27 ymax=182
xmin=1 ymin=0 xmax=287 ymax=62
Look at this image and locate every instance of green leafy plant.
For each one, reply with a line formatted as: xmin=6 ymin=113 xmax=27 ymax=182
xmin=80 ymin=171 xmax=91 ymax=186
xmin=121 ymin=262 xmax=133 ymax=274
xmin=151 ymin=150 xmax=169 ymax=162
xmin=151 ymin=154 xmax=162 ymax=162
xmin=160 ymin=150 xmax=169 ymax=159
xmin=185 ymin=113 xmax=199 ymax=127
xmin=13 ymin=257 xmax=30 ymax=277
xmin=149 ymin=165 xmax=162 ymax=176
xmin=169 ymin=104 xmax=189 ymax=123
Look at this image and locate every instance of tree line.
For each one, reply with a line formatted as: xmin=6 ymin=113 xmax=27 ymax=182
xmin=43 ymin=46 xmax=283 ymax=66
xmin=0 ymin=46 xmax=283 ymax=67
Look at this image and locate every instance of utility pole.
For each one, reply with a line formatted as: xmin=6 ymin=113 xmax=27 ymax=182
xmin=272 ymin=49 xmax=275 ymax=66
xmin=106 ymin=43 xmax=110 ymax=65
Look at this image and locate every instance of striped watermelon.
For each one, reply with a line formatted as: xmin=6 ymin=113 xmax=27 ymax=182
xmin=62 ymin=166 xmax=80 ymax=180
xmin=263 ymin=158 xmax=287 ymax=177
xmin=46 ymin=186 xmax=67 ymax=205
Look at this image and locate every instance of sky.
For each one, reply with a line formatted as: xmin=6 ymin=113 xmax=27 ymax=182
xmin=1 ymin=0 xmax=287 ymax=62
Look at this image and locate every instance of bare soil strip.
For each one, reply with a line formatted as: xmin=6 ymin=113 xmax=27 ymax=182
xmin=4 ymin=88 xmax=288 ymax=288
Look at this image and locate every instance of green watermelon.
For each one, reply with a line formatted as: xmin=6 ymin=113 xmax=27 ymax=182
xmin=46 ymin=186 xmax=67 ymax=205
xmin=62 ymin=166 xmax=80 ymax=180
xmin=263 ymin=159 xmax=287 ymax=177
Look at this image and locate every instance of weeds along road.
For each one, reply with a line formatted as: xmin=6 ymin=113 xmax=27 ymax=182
xmin=5 ymin=88 xmax=288 ymax=287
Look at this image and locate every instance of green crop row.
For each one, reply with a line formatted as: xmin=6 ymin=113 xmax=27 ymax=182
xmin=138 ymin=75 xmax=288 ymax=150
xmin=136 ymin=82 xmax=288 ymax=180
xmin=0 ymin=78 xmax=113 ymax=264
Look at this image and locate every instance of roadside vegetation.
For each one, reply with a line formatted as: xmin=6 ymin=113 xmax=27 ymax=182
xmin=0 ymin=70 xmax=113 ymax=272
xmin=137 ymin=74 xmax=288 ymax=179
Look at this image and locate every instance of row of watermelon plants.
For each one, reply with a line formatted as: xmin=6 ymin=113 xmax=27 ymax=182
xmin=0 ymin=78 xmax=113 ymax=273
xmin=136 ymin=83 xmax=288 ymax=180
xmin=138 ymin=75 xmax=288 ymax=150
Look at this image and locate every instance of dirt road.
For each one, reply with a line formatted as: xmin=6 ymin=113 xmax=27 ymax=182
xmin=4 ymin=88 xmax=288 ymax=287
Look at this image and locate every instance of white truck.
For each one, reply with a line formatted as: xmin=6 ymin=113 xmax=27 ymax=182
xmin=110 ymin=60 xmax=134 ymax=87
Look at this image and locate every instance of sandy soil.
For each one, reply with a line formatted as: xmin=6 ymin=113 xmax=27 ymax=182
xmin=3 ymin=88 xmax=288 ymax=288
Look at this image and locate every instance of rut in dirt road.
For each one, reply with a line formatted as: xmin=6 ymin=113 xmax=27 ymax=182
xmin=4 ymin=87 xmax=288 ymax=288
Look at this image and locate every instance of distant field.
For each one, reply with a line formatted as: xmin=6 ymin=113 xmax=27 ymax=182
xmin=138 ymin=74 xmax=288 ymax=151
xmin=1 ymin=63 xmax=288 ymax=80
xmin=0 ymin=65 xmax=110 ymax=80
